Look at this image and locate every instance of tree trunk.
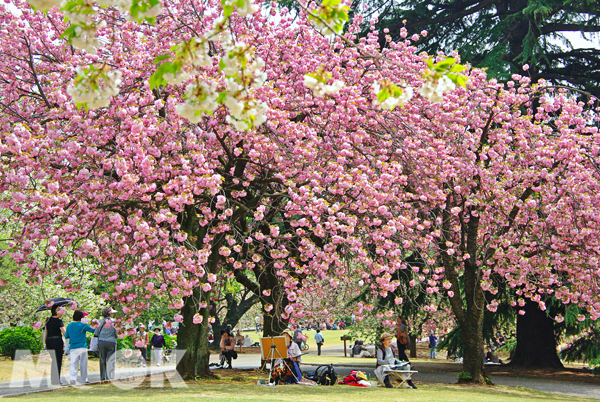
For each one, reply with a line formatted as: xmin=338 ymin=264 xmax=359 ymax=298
xmin=262 ymin=308 xmax=288 ymax=336
xmin=176 ymin=287 xmax=211 ymax=379
xmin=460 ymin=309 xmax=485 ymax=383
xmin=509 ymin=298 xmax=563 ymax=368
xmin=409 ymin=334 xmax=418 ymax=359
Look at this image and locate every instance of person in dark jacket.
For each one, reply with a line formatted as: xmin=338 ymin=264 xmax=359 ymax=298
xmin=150 ymin=327 xmax=167 ymax=366
xmin=45 ymin=304 xmax=66 ymax=385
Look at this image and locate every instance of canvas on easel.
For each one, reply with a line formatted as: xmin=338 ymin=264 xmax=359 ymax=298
xmin=259 ymin=336 xmax=288 ymax=360
xmin=260 ymin=336 xmax=300 ymax=384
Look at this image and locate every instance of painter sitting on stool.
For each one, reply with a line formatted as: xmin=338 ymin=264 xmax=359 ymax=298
xmin=375 ymin=332 xmax=417 ymax=389
xmin=282 ymin=330 xmax=302 ymax=383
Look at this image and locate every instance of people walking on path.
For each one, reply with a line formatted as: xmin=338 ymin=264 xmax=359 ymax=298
xmin=314 ymin=329 xmax=324 ymax=356
xmin=44 ymin=305 xmax=66 ymax=385
xmin=64 ymin=310 xmax=95 ymax=385
xmin=151 ymin=327 xmax=167 ymax=367
xmin=134 ymin=323 xmax=150 ymax=367
xmin=95 ymin=306 xmax=118 ymax=381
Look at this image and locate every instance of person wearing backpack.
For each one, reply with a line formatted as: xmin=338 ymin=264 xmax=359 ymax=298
xmin=44 ymin=304 xmax=66 ymax=386
xmin=95 ymin=306 xmax=118 ymax=382
xmin=395 ymin=317 xmax=410 ymax=362
xmin=376 ymin=331 xmax=417 ymax=389
xmin=375 ymin=332 xmax=397 ymax=388
xmin=65 ymin=310 xmax=95 ymax=385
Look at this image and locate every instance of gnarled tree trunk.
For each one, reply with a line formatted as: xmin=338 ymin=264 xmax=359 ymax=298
xmin=176 ymin=286 xmax=211 ymax=379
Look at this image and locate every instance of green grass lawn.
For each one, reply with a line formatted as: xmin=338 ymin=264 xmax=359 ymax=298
xmin=241 ymin=329 xmax=351 ymax=349
xmin=302 ymin=329 xmax=350 ymax=348
xmin=13 ymin=382 xmax=589 ymax=402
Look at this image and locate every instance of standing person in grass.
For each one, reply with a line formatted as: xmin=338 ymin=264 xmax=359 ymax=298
xmin=395 ymin=317 xmax=410 ymax=362
xmin=293 ymin=325 xmax=304 ymax=350
xmin=65 ymin=310 xmax=95 ymax=385
xmin=44 ymin=304 xmax=66 ymax=386
xmin=95 ymin=306 xmax=118 ymax=382
xmin=314 ymin=329 xmax=324 ymax=356
xmin=428 ymin=331 xmax=438 ymax=359
xmin=134 ymin=323 xmax=150 ymax=367
xmin=150 ymin=327 xmax=167 ymax=366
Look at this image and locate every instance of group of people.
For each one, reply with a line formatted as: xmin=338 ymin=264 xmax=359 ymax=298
xmin=43 ymin=304 xmax=172 ymax=386
xmin=44 ymin=304 xmax=118 ymax=386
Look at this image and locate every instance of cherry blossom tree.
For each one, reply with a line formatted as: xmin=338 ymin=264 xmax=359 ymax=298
xmin=1 ymin=0 xmax=599 ymax=382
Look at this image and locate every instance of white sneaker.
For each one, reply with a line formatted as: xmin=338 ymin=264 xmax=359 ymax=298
xmin=157 ymin=363 xmax=160 ymax=367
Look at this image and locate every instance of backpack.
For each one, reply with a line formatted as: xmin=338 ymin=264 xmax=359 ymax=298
xmin=396 ymin=326 xmax=408 ymax=346
xmin=306 ymin=364 xmax=337 ymax=385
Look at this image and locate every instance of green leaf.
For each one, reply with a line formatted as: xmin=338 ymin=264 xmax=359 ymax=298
xmin=216 ymin=92 xmax=228 ymax=104
xmin=219 ymin=58 xmax=227 ymax=71
xmin=130 ymin=0 xmax=140 ymax=18
xmin=449 ymin=64 xmax=466 ymax=73
xmin=60 ymin=25 xmax=78 ymax=40
xmin=434 ymin=57 xmax=456 ymax=72
xmin=149 ymin=62 xmax=177 ymax=89
xmin=377 ymin=88 xmax=390 ymax=102
xmin=154 ymin=54 xmax=172 ymax=64
xmin=223 ymin=4 xmax=234 ymax=18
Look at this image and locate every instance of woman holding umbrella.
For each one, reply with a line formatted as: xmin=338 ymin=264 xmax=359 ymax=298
xmin=44 ymin=304 xmax=66 ymax=386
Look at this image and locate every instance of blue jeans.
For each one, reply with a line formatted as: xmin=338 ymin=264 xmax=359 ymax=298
xmin=430 ymin=347 xmax=436 ymax=359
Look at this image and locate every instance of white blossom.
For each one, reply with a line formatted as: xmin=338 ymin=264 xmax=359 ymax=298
xmin=420 ymin=75 xmax=455 ymax=103
xmin=67 ymin=67 xmax=122 ymax=109
xmin=27 ymin=0 xmax=62 ymax=11
xmin=303 ymin=75 xmax=344 ymax=97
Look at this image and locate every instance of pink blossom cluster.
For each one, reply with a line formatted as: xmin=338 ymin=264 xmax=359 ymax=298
xmin=0 ymin=0 xmax=599 ymax=335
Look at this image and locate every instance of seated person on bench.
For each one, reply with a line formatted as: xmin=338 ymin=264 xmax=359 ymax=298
xmin=220 ymin=329 xmax=236 ymax=368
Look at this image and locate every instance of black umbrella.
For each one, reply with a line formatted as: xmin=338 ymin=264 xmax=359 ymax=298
xmin=35 ymin=297 xmax=75 ymax=312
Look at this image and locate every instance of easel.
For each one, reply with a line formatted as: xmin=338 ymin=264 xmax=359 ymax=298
xmin=259 ymin=336 xmax=300 ymax=384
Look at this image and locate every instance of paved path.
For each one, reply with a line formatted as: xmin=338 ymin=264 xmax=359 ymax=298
xmin=1 ymin=351 xmax=599 ymax=400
